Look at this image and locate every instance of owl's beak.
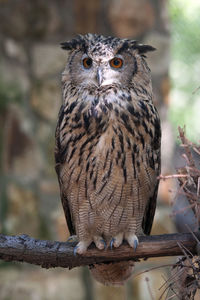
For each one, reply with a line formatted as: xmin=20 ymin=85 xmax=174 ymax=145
xmin=96 ymin=68 xmax=103 ymax=86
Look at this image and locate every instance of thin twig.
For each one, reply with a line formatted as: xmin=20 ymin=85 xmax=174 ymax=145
xmin=178 ymin=127 xmax=196 ymax=169
xmin=145 ymin=277 xmax=155 ymax=300
xmin=158 ymin=174 xmax=189 ymax=180
xmin=135 ymin=264 xmax=175 ymax=278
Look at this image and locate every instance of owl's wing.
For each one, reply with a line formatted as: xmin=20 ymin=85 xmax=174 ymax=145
xmin=55 ymin=105 xmax=75 ymax=235
xmin=142 ymin=121 xmax=161 ymax=236
xmin=142 ymin=180 xmax=159 ymax=235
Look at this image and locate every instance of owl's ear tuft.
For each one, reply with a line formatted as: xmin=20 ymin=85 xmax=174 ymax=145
xmin=117 ymin=40 xmax=156 ymax=55
xmin=60 ymin=35 xmax=87 ymax=52
xmin=116 ymin=41 xmax=129 ymax=54
xmin=134 ymin=44 xmax=156 ymax=54
xmin=60 ymin=41 xmax=76 ymax=50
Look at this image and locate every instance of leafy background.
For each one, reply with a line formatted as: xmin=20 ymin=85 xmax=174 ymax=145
xmin=169 ymin=0 xmax=200 ymax=142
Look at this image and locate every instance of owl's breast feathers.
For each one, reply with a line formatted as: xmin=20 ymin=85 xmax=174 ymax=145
xmin=55 ymin=85 xmax=161 ymax=237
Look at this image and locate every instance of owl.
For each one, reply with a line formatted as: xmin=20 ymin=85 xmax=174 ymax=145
xmin=55 ymin=34 xmax=161 ymax=285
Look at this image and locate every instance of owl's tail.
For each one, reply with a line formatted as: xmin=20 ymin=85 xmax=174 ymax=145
xmin=89 ymin=261 xmax=134 ymax=286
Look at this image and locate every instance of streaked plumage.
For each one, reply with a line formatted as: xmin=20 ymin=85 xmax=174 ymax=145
xmin=55 ymin=33 xmax=161 ymax=285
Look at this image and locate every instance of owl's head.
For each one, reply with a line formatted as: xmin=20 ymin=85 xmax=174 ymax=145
xmin=61 ymin=34 xmax=155 ymax=89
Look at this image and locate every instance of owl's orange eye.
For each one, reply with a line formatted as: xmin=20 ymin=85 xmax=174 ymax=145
xmin=109 ymin=57 xmax=123 ymax=69
xmin=82 ymin=57 xmax=93 ymax=69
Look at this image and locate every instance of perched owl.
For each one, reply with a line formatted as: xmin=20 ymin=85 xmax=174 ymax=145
xmin=55 ymin=34 xmax=161 ymax=285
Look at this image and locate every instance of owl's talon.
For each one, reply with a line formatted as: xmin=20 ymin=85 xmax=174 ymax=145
xmin=134 ymin=239 xmax=138 ymax=251
xmin=100 ymin=239 xmax=106 ymax=249
xmin=112 ymin=232 xmax=124 ymax=248
xmin=125 ymin=233 xmax=139 ymax=251
xmin=73 ymin=245 xmax=78 ymax=256
xmin=110 ymin=238 xmax=115 ymax=250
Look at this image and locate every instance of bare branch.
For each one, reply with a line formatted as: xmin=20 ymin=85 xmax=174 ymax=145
xmin=178 ymin=127 xmax=196 ymax=170
xmin=158 ymin=174 xmax=189 ymax=180
xmin=158 ymin=127 xmax=200 ymax=299
xmin=0 ymin=233 xmax=199 ymax=270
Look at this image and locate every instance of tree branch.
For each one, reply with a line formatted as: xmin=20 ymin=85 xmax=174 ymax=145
xmin=0 ymin=233 xmax=199 ymax=270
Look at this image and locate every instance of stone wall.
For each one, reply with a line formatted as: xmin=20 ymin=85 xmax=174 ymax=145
xmin=0 ymin=1 xmax=174 ymax=299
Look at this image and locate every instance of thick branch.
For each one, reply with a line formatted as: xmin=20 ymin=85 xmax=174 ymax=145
xmin=0 ymin=233 xmax=199 ymax=269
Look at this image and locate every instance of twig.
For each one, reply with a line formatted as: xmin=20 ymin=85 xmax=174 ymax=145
xmin=178 ymin=127 xmax=196 ymax=170
xmin=192 ymin=86 xmax=200 ymax=95
xmin=158 ymin=174 xmax=189 ymax=180
xmin=197 ymin=177 xmax=200 ymax=197
xmin=145 ymin=277 xmax=155 ymax=300
xmin=135 ymin=264 xmax=175 ymax=278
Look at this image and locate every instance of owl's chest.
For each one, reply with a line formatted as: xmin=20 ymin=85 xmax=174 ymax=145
xmin=65 ymin=121 xmax=144 ymax=177
xmin=61 ymin=88 xmax=157 ymax=171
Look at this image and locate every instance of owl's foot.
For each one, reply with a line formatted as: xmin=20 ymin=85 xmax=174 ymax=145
xmin=74 ymin=240 xmax=92 ymax=255
xmin=109 ymin=232 xmax=124 ymax=249
xmin=74 ymin=236 xmax=106 ymax=255
xmin=94 ymin=236 xmax=106 ymax=250
xmin=109 ymin=232 xmax=138 ymax=250
xmin=73 ymin=233 xmax=138 ymax=254
xmin=125 ymin=233 xmax=139 ymax=251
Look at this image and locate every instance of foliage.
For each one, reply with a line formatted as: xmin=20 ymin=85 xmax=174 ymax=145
xmin=169 ymin=0 xmax=200 ymax=141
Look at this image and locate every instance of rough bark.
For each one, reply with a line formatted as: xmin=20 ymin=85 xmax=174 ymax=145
xmin=0 ymin=233 xmax=199 ymax=270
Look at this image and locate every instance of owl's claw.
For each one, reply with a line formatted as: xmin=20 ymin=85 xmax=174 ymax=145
xmin=125 ymin=233 xmax=139 ymax=251
xmin=110 ymin=232 xmax=124 ymax=249
xmin=110 ymin=238 xmax=115 ymax=250
xmin=100 ymin=239 xmax=106 ymax=249
xmin=134 ymin=239 xmax=138 ymax=251
xmin=73 ymin=245 xmax=78 ymax=256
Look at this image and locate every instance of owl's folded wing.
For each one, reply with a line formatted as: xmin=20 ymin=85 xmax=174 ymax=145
xmin=55 ymin=106 xmax=76 ymax=235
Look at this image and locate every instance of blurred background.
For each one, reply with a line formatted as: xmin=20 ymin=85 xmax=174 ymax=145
xmin=0 ymin=0 xmax=199 ymax=299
